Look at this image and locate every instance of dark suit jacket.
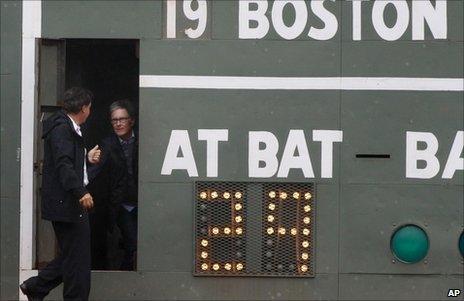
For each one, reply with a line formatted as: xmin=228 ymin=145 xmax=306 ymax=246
xmin=87 ymin=132 xmax=138 ymax=224
xmin=41 ymin=110 xmax=88 ymax=222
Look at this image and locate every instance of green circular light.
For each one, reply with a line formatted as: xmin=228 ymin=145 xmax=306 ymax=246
xmin=391 ymin=225 xmax=429 ymax=263
xmin=459 ymin=231 xmax=464 ymax=258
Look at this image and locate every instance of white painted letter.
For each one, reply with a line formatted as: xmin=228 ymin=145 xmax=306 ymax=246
xmin=249 ymin=131 xmax=279 ymax=177
xmin=272 ymin=0 xmax=308 ymax=40
xmin=412 ymin=0 xmax=447 ymax=40
xmin=313 ymin=130 xmax=343 ymax=178
xmin=352 ymin=0 xmax=362 ymax=40
xmin=372 ymin=0 xmax=409 ymax=41
xmin=442 ymin=131 xmax=464 ymax=179
xmin=277 ymin=130 xmax=314 ymax=178
xmin=239 ymin=0 xmax=270 ymax=39
xmin=198 ymin=129 xmax=229 ymax=177
xmin=308 ymin=0 xmax=338 ymax=40
xmin=406 ymin=131 xmax=440 ymax=179
xmin=161 ymin=130 xmax=198 ymax=177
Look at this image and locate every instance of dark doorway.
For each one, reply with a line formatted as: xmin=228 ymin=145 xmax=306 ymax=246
xmin=66 ymin=39 xmax=139 ymax=270
xmin=65 ymin=39 xmax=139 ymax=147
xmin=36 ymin=39 xmax=139 ymax=271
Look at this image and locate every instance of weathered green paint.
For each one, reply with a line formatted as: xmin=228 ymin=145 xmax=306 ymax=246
xmin=1 ymin=1 xmax=22 ymax=299
xmin=42 ymin=1 xmax=162 ymax=39
xmin=1 ymin=0 xmax=463 ymax=300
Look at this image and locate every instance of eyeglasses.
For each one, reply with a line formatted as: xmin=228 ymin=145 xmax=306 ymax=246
xmin=111 ymin=117 xmax=131 ymax=125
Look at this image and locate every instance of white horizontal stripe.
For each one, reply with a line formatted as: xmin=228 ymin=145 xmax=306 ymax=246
xmin=140 ymin=75 xmax=464 ymax=91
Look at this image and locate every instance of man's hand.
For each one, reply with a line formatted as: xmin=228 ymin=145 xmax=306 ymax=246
xmin=79 ymin=193 xmax=94 ymax=210
xmin=88 ymin=145 xmax=101 ymax=164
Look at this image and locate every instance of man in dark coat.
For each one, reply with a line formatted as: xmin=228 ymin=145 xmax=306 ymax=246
xmin=20 ymin=87 xmax=101 ymax=301
xmin=89 ymin=99 xmax=138 ymax=271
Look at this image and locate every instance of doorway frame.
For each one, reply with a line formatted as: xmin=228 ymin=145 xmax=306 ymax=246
xmin=19 ymin=1 xmax=42 ymax=291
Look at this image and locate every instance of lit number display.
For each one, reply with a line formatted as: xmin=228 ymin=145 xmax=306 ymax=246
xmin=195 ymin=182 xmax=315 ymax=277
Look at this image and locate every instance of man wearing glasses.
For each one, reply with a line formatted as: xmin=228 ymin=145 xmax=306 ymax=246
xmin=90 ymin=99 xmax=138 ymax=270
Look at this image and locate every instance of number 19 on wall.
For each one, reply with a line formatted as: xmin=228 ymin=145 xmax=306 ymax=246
xmin=165 ymin=0 xmax=209 ymax=39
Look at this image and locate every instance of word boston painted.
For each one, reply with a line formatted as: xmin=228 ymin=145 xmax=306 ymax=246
xmin=239 ymin=0 xmax=447 ymax=41
xmin=160 ymin=130 xmax=463 ymax=179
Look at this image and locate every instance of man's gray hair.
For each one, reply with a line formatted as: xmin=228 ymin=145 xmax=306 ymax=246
xmin=109 ymin=99 xmax=136 ymax=119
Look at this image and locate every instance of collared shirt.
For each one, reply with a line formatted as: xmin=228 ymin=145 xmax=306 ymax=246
xmin=67 ymin=115 xmax=89 ymax=187
xmin=119 ymin=131 xmax=136 ymax=211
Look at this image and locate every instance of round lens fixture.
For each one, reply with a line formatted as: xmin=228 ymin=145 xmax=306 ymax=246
xmin=201 ymin=239 xmax=208 ymax=247
xmin=200 ymin=251 xmax=208 ymax=259
xmin=223 ymin=192 xmax=230 ymax=199
xmin=302 ymin=228 xmax=310 ymax=236
xmin=201 ymin=263 xmax=208 ymax=270
xmin=236 ymin=263 xmax=244 ymax=271
xmin=291 ymin=228 xmax=297 ymax=236
xmin=199 ymin=192 xmax=207 ymax=199
xmin=212 ymin=263 xmax=220 ymax=271
xmin=224 ymin=263 xmax=232 ymax=270
xmin=267 ymin=227 xmax=274 ymax=235
xmin=224 ymin=227 xmax=231 ymax=235
xmin=268 ymin=203 xmax=276 ymax=211
xmin=302 ymin=241 xmax=309 ymax=248
xmin=235 ymin=227 xmax=243 ymax=235
xmin=212 ymin=227 xmax=219 ymax=235
xmin=293 ymin=192 xmax=300 ymax=199
xmin=269 ymin=191 xmax=276 ymax=198
xmin=459 ymin=231 xmax=464 ymax=258
xmin=267 ymin=215 xmax=275 ymax=222
xmin=390 ymin=224 xmax=429 ymax=264
xmin=235 ymin=203 xmax=242 ymax=210
xmin=304 ymin=205 xmax=311 ymax=212
xmin=304 ymin=192 xmax=312 ymax=200
xmin=280 ymin=192 xmax=287 ymax=200
xmin=235 ymin=216 xmax=243 ymax=223
xmin=211 ymin=191 xmax=218 ymax=199
xmin=300 ymin=265 xmax=308 ymax=272
xmin=303 ymin=217 xmax=311 ymax=224
xmin=301 ymin=252 xmax=308 ymax=260
xmin=235 ymin=192 xmax=242 ymax=199
xmin=278 ymin=228 xmax=286 ymax=235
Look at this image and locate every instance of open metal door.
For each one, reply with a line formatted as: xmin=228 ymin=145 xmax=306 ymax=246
xmin=35 ymin=39 xmax=66 ymax=268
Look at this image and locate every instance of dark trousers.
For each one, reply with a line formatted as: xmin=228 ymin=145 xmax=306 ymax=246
xmin=117 ymin=206 xmax=137 ymax=270
xmin=25 ymin=215 xmax=91 ymax=300
xmin=89 ymin=208 xmax=109 ymax=270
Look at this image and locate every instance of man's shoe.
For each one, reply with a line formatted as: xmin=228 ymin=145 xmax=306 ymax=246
xmin=19 ymin=282 xmax=44 ymax=301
